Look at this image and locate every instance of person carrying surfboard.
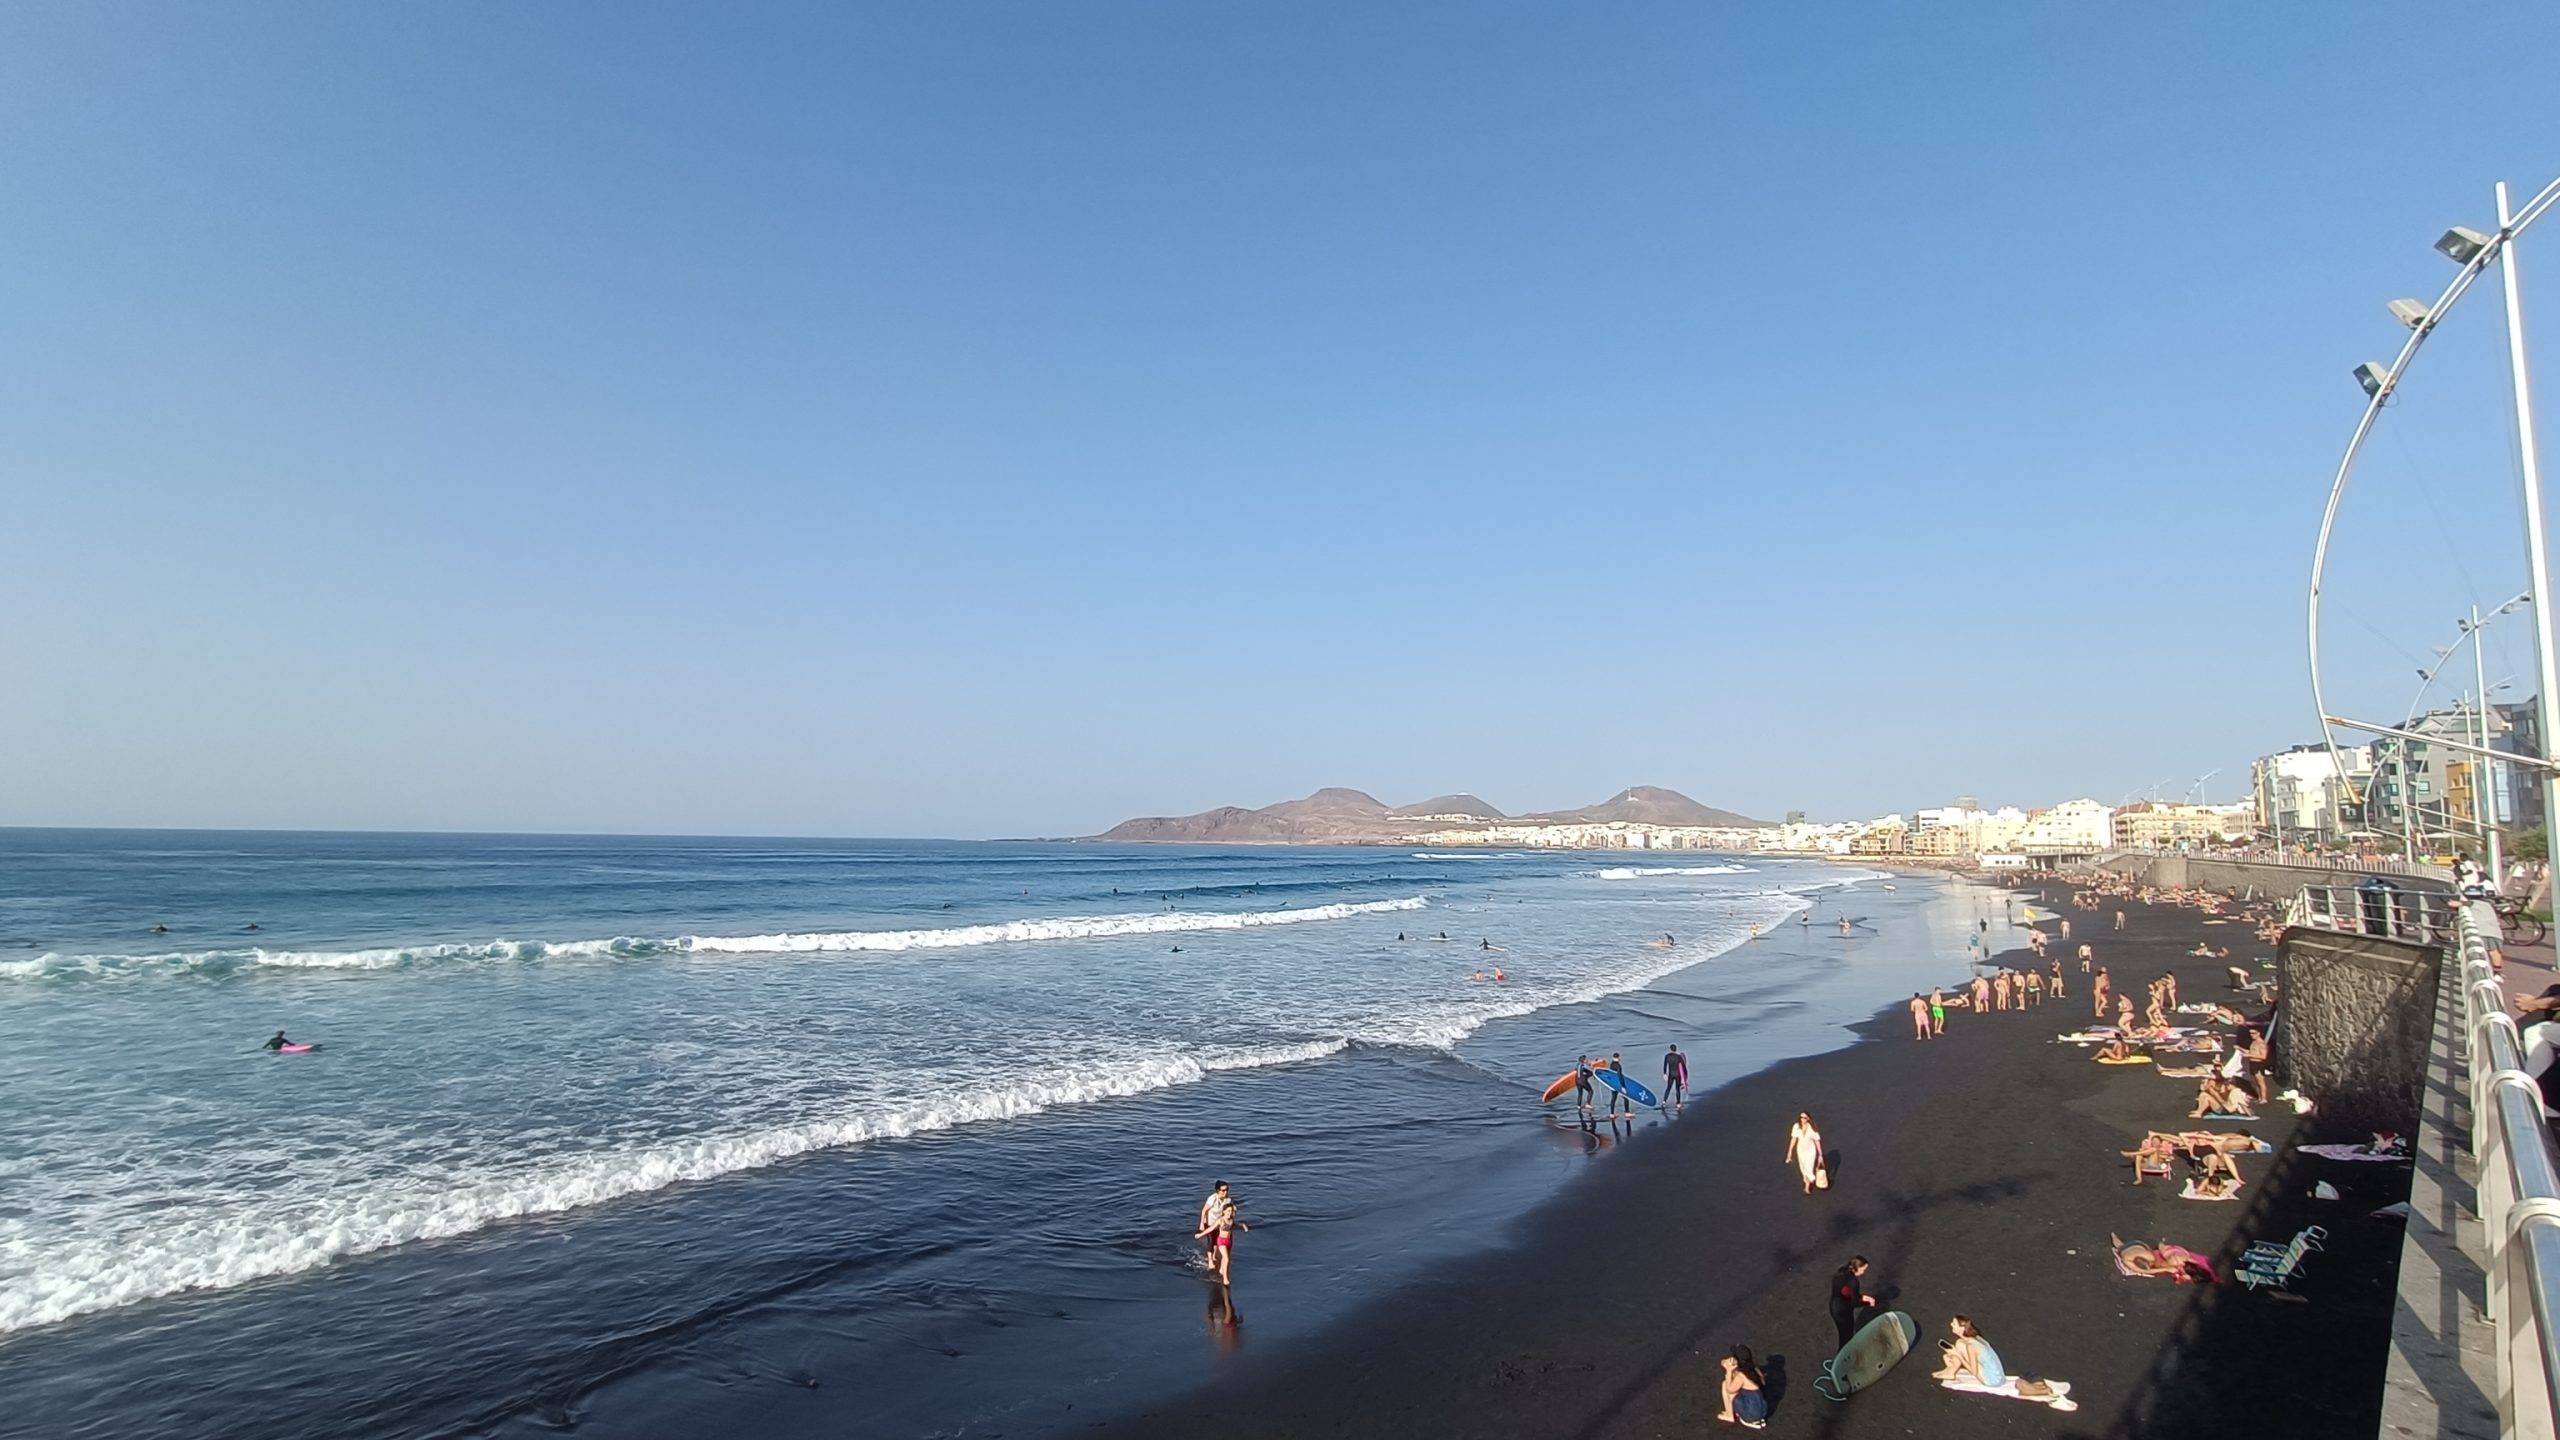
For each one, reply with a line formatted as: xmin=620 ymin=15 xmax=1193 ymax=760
xmin=1602 ymin=1052 xmax=1631 ymax=1117
xmin=1662 ymin=1044 xmax=1688 ymax=1105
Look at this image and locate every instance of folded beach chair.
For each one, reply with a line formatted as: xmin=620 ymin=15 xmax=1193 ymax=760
xmin=2239 ymin=1229 xmax=2322 ymax=1290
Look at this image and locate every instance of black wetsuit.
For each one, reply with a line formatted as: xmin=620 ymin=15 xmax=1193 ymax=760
xmin=1573 ymin=1063 xmax=1595 ymax=1106
xmin=1828 ymin=1265 xmax=1869 ymax=1346
xmin=1662 ymin=1050 xmax=1688 ymax=1102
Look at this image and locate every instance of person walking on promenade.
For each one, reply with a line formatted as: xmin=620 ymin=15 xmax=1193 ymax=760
xmin=1663 ymin=1044 xmax=1689 ymax=1105
xmin=1827 ymin=1256 xmax=1877 ymax=1346
xmin=1909 ymin=993 xmax=1932 ymax=1040
xmin=2092 ymin=967 xmax=2112 ymax=1020
xmin=1787 ymin=1112 xmax=1827 ymax=1194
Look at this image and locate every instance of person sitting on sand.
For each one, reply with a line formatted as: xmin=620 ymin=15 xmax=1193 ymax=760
xmin=2192 ymin=1075 xmax=2254 ymax=1118
xmin=2095 ymin=1036 xmax=2138 ymax=1063
xmin=2111 ymin=1233 xmax=2216 ymax=1283
xmin=1931 ymin=1315 xmax=2072 ymax=1403
xmin=2122 ymin=1133 xmax=2176 ymax=1183
xmin=1717 ymin=1345 xmax=1769 ymax=1429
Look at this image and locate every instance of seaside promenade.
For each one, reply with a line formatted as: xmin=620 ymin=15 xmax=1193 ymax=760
xmin=1102 ymin=879 xmax=2410 ymax=1438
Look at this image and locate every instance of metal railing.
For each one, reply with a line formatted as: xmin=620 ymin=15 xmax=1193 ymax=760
xmin=2108 ymin=843 xmax=2447 ymax=878
xmin=2291 ymin=883 xmax=2458 ymax=946
xmin=2456 ymin=899 xmax=2560 ymax=1439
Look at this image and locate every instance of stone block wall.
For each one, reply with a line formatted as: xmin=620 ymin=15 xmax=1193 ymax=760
xmin=2274 ymin=926 xmax=2441 ymax=1136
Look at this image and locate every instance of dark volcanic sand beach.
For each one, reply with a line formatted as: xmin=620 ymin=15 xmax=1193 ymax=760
xmin=1097 ymin=885 xmax=2412 ymax=1439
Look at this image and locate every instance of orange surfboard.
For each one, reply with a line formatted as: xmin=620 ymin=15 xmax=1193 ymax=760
xmin=1539 ymin=1071 xmax=1579 ymax=1103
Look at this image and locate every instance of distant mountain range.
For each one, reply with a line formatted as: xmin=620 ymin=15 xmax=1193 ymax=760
xmin=1095 ymin=785 xmax=1769 ymax=844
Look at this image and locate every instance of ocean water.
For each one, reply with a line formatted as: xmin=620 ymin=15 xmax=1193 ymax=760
xmin=0 ymin=831 xmax=1994 ymax=1439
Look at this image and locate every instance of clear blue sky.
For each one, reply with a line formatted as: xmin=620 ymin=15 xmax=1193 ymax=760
xmin=5 ymin=4 xmax=2558 ymax=837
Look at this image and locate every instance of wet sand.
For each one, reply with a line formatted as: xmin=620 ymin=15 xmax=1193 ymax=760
xmin=1096 ymin=888 xmax=2410 ymax=1438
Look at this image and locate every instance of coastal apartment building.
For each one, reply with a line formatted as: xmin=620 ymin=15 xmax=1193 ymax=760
xmin=2362 ymin=701 xmax=2545 ymax=845
xmin=2251 ymin=742 xmax=2373 ymax=840
xmin=2110 ymin=801 xmax=2254 ymax=848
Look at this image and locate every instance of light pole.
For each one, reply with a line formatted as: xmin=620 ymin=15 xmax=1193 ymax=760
xmin=2495 ymin=181 xmax=2560 ymax=881
xmin=2462 ymin=594 xmax=2532 ymax=876
xmin=2306 ymin=175 xmax=2560 ymax=877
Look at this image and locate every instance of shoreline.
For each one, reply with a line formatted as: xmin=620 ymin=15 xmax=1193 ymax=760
xmin=1093 ymin=881 xmax=2408 ymax=1438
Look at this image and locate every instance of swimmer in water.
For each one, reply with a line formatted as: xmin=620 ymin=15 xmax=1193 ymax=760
xmin=151 ymin=924 xmax=168 ymax=934
xmin=244 ymin=923 xmax=260 ymax=933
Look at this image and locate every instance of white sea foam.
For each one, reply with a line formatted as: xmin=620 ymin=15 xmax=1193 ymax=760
xmin=2 ymin=898 xmax=1431 ymax=982
xmin=1410 ymin=852 xmax=1534 ymax=861
xmin=0 ymin=1037 xmax=1351 ymax=1334
xmin=1590 ymin=864 xmax=1753 ymax=879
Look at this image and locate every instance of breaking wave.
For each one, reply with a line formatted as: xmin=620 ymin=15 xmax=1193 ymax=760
xmin=1590 ymin=864 xmax=1753 ymax=879
xmin=0 ymin=1039 xmax=1350 ymax=1334
xmin=1 ymin=898 xmax=1432 ymax=982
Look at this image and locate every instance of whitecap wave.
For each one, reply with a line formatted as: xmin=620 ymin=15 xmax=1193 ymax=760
xmin=1590 ymin=864 xmax=1753 ymax=879
xmin=0 ymin=1038 xmax=1351 ymax=1334
xmin=4 ymin=898 xmax=1432 ymax=982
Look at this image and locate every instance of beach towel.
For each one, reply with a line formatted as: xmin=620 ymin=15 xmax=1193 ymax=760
xmin=2202 ymin=1113 xmax=2255 ymax=1121
xmin=2095 ymin=1054 xmax=2152 ymax=1066
xmin=2180 ymin=1179 xmax=2242 ymax=1201
xmin=1941 ymin=1378 xmax=2078 ymax=1411
xmin=2157 ymin=1065 xmax=2214 ymax=1078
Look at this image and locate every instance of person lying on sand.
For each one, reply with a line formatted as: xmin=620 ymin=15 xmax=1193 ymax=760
xmin=2122 ymin=1134 xmax=2176 ymax=1184
xmin=2110 ymin=1233 xmax=2216 ymax=1283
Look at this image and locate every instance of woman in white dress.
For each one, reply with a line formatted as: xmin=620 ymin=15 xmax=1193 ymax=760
xmin=1785 ymin=1112 xmax=1825 ymax=1194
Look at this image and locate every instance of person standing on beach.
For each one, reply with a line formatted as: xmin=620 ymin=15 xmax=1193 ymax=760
xmin=1971 ymin=973 xmax=1991 ymax=1013
xmin=2049 ymin=959 xmax=2065 ymax=1001
xmin=1573 ymin=1054 xmax=1596 ymax=1117
xmin=1908 ymin=993 xmax=1931 ymax=1040
xmin=1827 ymin=1256 xmax=1878 ymax=1346
xmin=1786 ymin=1112 xmax=1826 ymax=1194
xmin=1663 ymin=1044 xmax=1689 ymax=1105
xmin=2093 ymin=967 xmax=2112 ymax=1020
xmin=1929 ymin=987 xmax=1947 ymax=1036
xmin=1604 ymin=1051 xmax=1632 ymax=1117
xmin=2115 ymin=909 xmax=2126 ymax=931
xmin=2078 ymin=942 xmax=2094 ymax=973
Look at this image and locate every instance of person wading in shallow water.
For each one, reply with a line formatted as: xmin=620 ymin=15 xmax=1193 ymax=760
xmin=1195 ymin=1181 xmax=1247 ymax=1285
xmin=1663 ymin=1044 xmax=1690 ymax=1105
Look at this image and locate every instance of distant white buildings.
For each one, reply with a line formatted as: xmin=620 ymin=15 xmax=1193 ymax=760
xmin=2110 ymin=801 xmax=2255 ymax=848
xmin=2012 ymin=798 xmax=2114 ymax=851
xmin=2251 ymin=743 xmax=2373 ymax=840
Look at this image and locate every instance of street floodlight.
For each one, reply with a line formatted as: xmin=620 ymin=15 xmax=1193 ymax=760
xmin=2438 ymin=225 xmax=2493 ymax=264
xmin=2388 ymin=298 xmax=2430 ymax=329
xmin=2355 ymin=361 xmax=2393 ymax=398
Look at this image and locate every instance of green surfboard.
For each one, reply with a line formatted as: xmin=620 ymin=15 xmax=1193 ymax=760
xmin=1815 ymin=1311 xmax=1917 ymax=1401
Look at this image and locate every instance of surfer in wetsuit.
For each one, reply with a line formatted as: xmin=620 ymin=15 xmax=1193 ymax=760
xmin=263 ymin=1030 xmax=290 ymax=1051
xmin=1573 ymin=1054 xmax=1596 ymax=1117
xmin=1662 ymin=1044 xmax=1688 ymax=1105
xmin=1828 ymin=1256 xmax=1878 ymax=1346
xmin=1603 ymin=1052 xmax=1631 ymax=1117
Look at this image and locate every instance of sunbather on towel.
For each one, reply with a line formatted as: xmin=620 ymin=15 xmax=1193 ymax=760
xmin=2111 ymin=1233 xmax=2217 ymax=1283
xmin=1931 ymin=1316 xmax=2071 ymax=1401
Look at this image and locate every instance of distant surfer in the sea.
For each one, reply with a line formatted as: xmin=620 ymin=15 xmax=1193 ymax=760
xmin=244 ymin=923 xmax=260 ymax=933
xmin=263 ymin=1030 xmax=290 ymax=1052
xmin=151 ymin=924 xmax=168 ymax=934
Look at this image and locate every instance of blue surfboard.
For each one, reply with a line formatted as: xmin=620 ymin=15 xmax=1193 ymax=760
xmin=1591 ymin=1068 xmax=1660 ymax=1108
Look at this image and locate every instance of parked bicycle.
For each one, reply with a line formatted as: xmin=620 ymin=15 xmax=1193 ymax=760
xmin=2492 ymin=893 xmax=2549 ymax=947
